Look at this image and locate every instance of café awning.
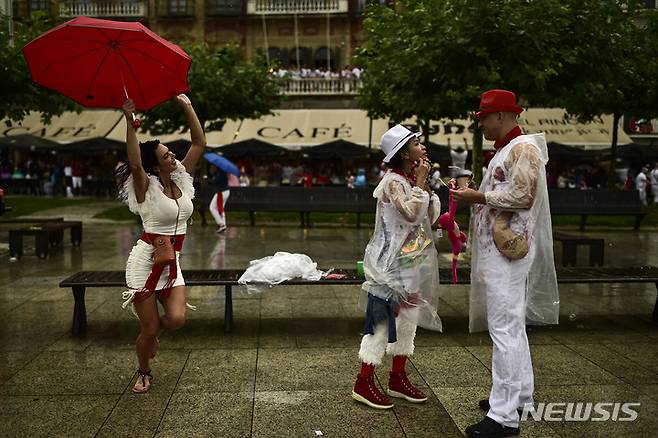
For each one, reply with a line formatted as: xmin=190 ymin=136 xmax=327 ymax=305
xmin=0 ymin=108 xmax=633 ymax=152
xmin=225 ymin=108 xmax=632 ymax=151
xmin=0 ymin=110 xmax=122 ymax=143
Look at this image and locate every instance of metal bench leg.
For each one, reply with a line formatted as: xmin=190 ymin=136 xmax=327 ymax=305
xmin=562 ymin=242 xmax=577 ymax=267
xmin=634 ymin=215 xmax=642 ymax=230
xmin=36 ymin=231 xmax=49 ymax=259
xmin=72 ymin=286 xmax=87 ymax=336
xmin=224 ymin=285 xmax=233 ymax=334
xmin=299 ymin=212 xmax=305 ymax=228
xmin=9 ymin=230 xmax=23 ymax=259
xmin=579 ymin=215 xmax=587 ymax=232
xmin=590 ymin=242 xmax=604 ymax=266
xmin=653 ymin=282 xmax=658 ymax=323
xmin=250 ymin=211 xmax=255 ymax=227
xmin=357 ymin=213 xmax=361 ymax=228
xmin=71 ymin=224 xmax=82 ymax=246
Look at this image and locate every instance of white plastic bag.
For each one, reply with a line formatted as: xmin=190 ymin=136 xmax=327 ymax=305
xmin=238 ymin=252 xmax=326 ymax=293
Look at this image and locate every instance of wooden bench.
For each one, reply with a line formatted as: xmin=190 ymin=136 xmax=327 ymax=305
xmin=198 ymin=187 xmax=646 ymax=229
xmin=0 ymin=217 xmax=64 ymax=224
xmin=553 ymin=232 xmax=604 ymax=267
xmin=549 ymin=189 xmax=646 ymax=230
xmin=59 ymin=266 xmax=658 ymax=336
xmin=10 ymin=221 xmax=82 ymax=259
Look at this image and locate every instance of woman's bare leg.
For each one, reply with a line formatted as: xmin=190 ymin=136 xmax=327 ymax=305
xmin=134 ymin=293 xmax=160 ymax=372
xmin=159 ymin=285 xmax=187 ymax=331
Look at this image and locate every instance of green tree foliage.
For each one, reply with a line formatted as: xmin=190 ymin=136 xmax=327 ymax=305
xmin=138 ymin=42 xmax=281 ymax=135
xmin=0 ymin=13 xmax=78 ymax=126
xmin=356 ymin=0 xmax=658 ymax=184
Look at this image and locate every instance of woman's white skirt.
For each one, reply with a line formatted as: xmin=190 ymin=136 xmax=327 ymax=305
xmin=125 ymin=240 xmax=185 ymax=290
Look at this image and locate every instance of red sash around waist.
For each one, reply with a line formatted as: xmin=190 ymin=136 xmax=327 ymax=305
xmin=137 ymin=232 xmax=186 ymax=298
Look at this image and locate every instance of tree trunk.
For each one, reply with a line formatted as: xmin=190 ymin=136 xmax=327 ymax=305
xmin=421 ymin=118 xmax=431 ymax=146
xmin=472 ymin=121 xmax=483 ymax=184
xmin=607 ymin=112 xmax=620 ymax=189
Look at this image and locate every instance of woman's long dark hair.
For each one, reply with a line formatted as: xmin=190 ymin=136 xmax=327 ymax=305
xmin=115 ymin=139 xmax=159 ymax=191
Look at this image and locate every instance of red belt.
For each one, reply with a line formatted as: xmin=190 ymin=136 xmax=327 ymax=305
xmin=134 ymin=232 xmax=186 ymax=303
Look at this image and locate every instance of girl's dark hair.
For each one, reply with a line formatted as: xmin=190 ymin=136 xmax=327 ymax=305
xmin=115 ymin=139 xmax=160 ymax=190
xmin=384 ymin=141 xmax=409 ymax=170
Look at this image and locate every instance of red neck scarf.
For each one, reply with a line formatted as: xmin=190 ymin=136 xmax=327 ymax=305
xmin=391 ymin=168 xmax=416 ymax=186
xmin=494 ymin=126 xmax=523 ymax=150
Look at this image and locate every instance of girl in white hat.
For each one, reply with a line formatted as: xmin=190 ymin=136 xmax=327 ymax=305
xmin=352 ymin=124 xmax=443 ymax=409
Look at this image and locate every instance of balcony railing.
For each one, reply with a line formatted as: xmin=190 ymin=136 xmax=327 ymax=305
xmin=247 ymin=0 xmax=348 ymax=15
xmin=59 ymin=1 xmax=147 ymax=17
xmin=279 ymin=78 xmax=361 ymax=95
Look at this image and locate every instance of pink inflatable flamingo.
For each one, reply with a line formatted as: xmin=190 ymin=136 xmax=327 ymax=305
xmin=438 ymin=180 xmax=468 ymax=284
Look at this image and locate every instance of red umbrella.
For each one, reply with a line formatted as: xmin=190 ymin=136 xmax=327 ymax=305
xmin=23 ymin=17 xmax=191 ymax=116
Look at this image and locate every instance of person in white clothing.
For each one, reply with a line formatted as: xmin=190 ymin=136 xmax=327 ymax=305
xmin=451 ymin=90 xmax=559 ymax=438
xmin=449 ymin=137 xmax=469 ymax=177
xmin=208 ymin=165 xmax=230 ymax=233
xmin=116 ymin=94 xmax=205 ymax=394
xmin=636 ymin=167 xmax=649 ymax=206
xmin=351 ymin=124 xmax=443 ymax=410
xmin=651 ymin=163 xmax=658 ymax=204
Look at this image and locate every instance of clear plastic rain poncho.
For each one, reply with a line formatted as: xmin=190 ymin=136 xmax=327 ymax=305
xmin=361 ymin=171 xmax=443 ymax=332
xmin=238 ymin=252 xmax=326 ymax=293
xmin=468 ymin=133 xmax=560 ymax=332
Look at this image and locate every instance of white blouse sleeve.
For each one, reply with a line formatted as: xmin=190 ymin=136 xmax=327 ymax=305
xmin=485 ymin=142 xmax=542 ymax=211
xmin=383 ymin=178 xmax=430 ymax=225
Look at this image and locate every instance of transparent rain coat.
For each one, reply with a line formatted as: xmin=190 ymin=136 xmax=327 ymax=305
xmin=468 ymin=133 xmax=559 ymax=332
xmin=361 ymin=171 xmax=443 ymax=332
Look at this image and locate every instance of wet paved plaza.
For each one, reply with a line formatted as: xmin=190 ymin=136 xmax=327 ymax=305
xmin=1 ymin=207 xmax=658 ymax=437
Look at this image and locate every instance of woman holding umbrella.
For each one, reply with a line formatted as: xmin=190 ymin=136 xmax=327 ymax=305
xmin=117 ymin=94 xmax=205 ymax=394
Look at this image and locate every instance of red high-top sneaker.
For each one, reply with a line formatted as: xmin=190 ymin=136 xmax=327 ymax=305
xmin=387 ymin=371 xmax=428 ymax=403
xmin=352 ymin=374 xmax=394 ymax=409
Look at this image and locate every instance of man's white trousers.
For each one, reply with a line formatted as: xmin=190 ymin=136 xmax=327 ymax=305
xmin=480 ymin=250 xmax=535 ymax=428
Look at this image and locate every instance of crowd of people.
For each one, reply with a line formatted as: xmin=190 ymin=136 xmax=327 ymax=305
xmin=0 ymin=152 xmax=119 ymax=197
xmin=270 ymin=64 xmax=363 ymax=80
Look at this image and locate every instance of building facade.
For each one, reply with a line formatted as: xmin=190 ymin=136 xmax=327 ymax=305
xmin=11 ymin=0 xmax=367 ymax=70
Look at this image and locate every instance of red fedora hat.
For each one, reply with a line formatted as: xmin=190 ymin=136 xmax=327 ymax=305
xmin=475 ymin=89 xmax=523 ymax=119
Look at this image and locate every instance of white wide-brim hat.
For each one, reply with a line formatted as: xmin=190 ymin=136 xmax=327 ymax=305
xmin=381 ymin=124 xmax=421 ymax=163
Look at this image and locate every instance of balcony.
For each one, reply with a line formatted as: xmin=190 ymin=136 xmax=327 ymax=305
xmin=279 ymin=78 xmax=361 ymax=95
xmin=247 ymin=0 xmax=348 ymax=15
xmin=206 ymin=0 xmax=242 ymax=16
xmin=157 ymin=0 xmax=196 ymax=17
xmin=59 ymin=1 xmax=147 ymax=18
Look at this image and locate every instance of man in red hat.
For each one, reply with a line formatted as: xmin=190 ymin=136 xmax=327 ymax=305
xmin=451 ymin=89 xmax=559 ymax=438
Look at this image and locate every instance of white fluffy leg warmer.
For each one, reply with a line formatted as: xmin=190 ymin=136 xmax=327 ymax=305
xmin=386 ymin=307 xmax=419 ymax=357
xmin=358 ymin=321 xmax=388 ymax=365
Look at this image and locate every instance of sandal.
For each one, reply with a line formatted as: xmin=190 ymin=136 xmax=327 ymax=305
xmin=132 ymin=369 xmax=153 ymax=394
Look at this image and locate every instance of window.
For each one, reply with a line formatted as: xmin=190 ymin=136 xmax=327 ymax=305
xmin=29 ymin=0 xmax=48 ymax=11
xmin=168 ymin=0 xmax=190 ymax=15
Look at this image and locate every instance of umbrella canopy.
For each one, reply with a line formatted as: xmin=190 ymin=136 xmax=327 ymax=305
xmin=425 ymin=142 xmax=452 ymax=164
xmin=215 ymin=139 xmax=287 ymax=158
xmin=203 ymin=153 xmax=240 ymax=176
xmin=303 ymin=139 xmax=378 ymax=160
xmin=0 ymin=134 xmax=61 ymax=150
xmin=547 ymin=143 xmax=609 ymax=161
xmin=23 ymin=17 xmax=191 ymax=111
